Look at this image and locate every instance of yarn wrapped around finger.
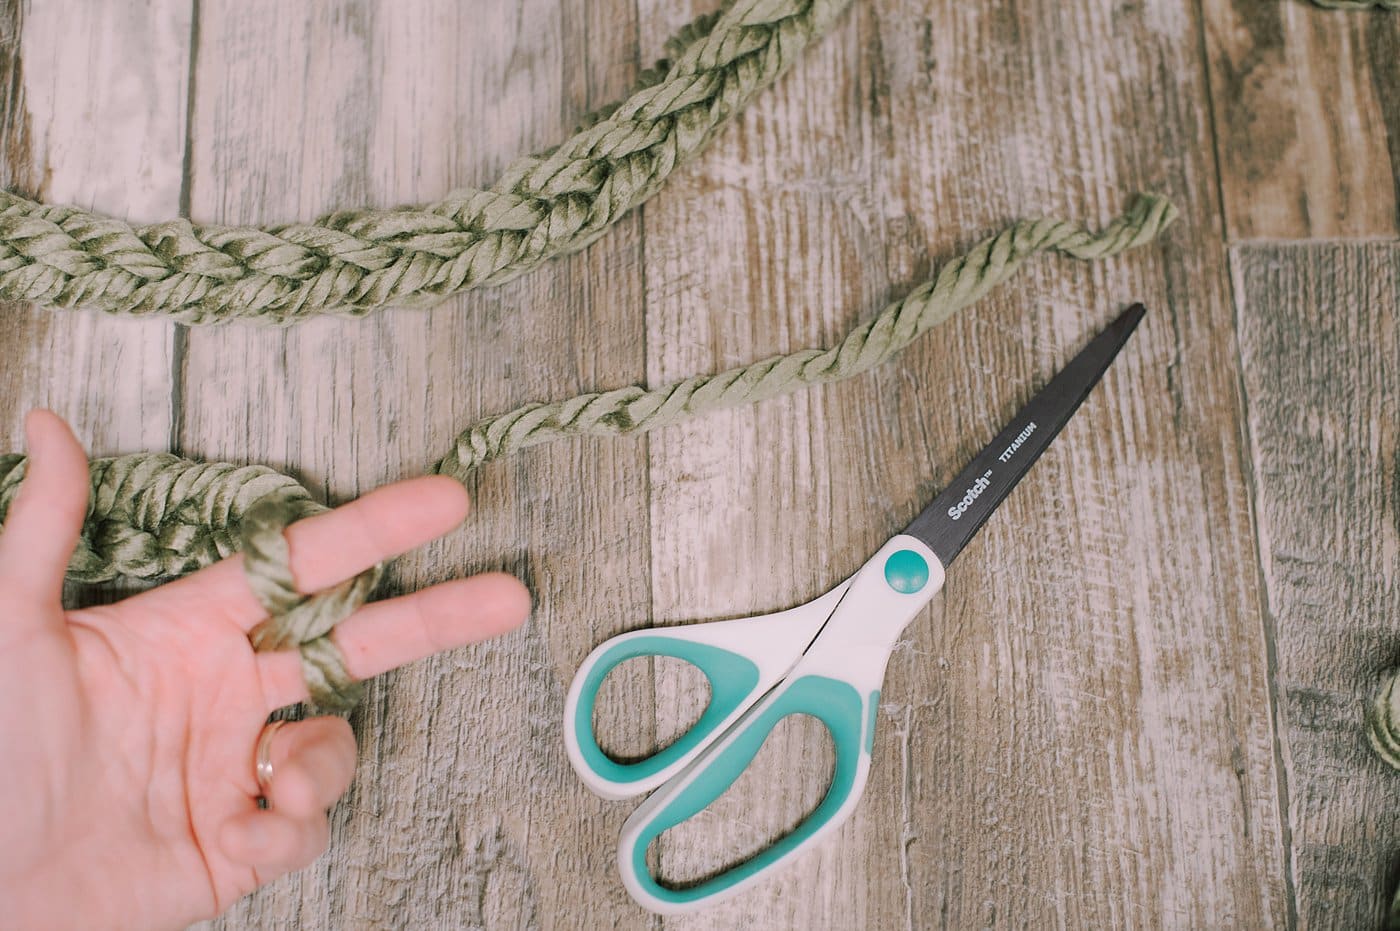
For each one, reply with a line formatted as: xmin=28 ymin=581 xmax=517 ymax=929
xmin=0 ymin=452 xmax=381 ymax=710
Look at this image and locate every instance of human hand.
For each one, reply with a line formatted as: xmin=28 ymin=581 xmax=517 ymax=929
xmin=0 ymin=410 xmax=531 ymax=930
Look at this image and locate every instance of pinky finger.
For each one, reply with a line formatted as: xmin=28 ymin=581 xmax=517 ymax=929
xmin=220 ymin=809 xmax=331 ymax=879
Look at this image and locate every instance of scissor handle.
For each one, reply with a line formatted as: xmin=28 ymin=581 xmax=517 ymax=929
xmin=615 ymin=662 xmax=881 ymax=914
xmin=612 ymin=535 xmax=944 ymax=914
xmin=564 ymin=583 xmax=852 ymax=800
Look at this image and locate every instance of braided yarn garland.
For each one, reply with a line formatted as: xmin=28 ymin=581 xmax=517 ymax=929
xmin=11 ymin=0 xmax=1371 ymax=328
xmin=0 ymin=0 xmax=852 ymax=325
xmin=0 ymin=195 xmax=1176 ymax=708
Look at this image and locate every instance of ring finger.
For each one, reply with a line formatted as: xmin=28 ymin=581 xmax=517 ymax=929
xmin=261 ymin=716 xmax=358 ymax=817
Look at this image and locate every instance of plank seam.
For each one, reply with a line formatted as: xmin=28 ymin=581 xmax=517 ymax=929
xmin=1225 ymin=242 xmax=1300 ymax=931
xmin=171 ymin=0 xmax=201 ymax=456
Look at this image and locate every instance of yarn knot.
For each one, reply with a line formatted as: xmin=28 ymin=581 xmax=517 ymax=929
xmin=239 ymin=496 xmax=383 ymax=710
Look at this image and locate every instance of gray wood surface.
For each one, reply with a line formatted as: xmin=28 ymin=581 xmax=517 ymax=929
xmin=1203 ymin=0 xmax=1400 ymax=239
xmin=0 ymin=0 xmax=187 ymax=607
xmin=0 ymin=0 xmax=1395 ymax=928
xmin=1233 ymin=243 xmax=1400 ymax=931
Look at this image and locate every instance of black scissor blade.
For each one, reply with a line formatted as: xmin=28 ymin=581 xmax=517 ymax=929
xmin=905 ymin=303 xmax=1145 ymax=567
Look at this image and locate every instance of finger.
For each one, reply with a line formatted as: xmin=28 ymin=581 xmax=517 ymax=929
xmin=219 ymin=808 xmax=330 ymax=876
xmin=0 ymin=410 xmax=91 ymax=605
xmin=138 ymin=474 xmax=471 ymax=631
xmin=257 ymin=572 xmax=530 ymax=711
xmin=263 ymin=716 xmax=358 ymax=817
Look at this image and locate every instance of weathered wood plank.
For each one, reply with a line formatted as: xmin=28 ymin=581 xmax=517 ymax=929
xmin=0 ymin=0 xmax=43 ymax=449
xmin=1233 ymin=242 xmax=1400 ymax=931
xmin=178 ymin=2 xmax=651 ymax=928
xmin=1202 ymin=0 xmax=1400 ymax=240
xmin=0 ymin=0 xmax=189 ymax=605
xmin=635 ymin=0 xmax=1288 ymax=927
xmin=1 ymin=0 xmax=1352 ymax=926
xmin=631 ymin=3 xmax=908 ymax=928
xmin=879 ymin=3 xmax=1288 ymax=925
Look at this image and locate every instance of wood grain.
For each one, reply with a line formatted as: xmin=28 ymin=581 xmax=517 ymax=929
xmin=178 ymin=1 xmax=651 ymax=928
xmin=1233 ymin=243 xmax=1400 ymax=931
xmin=1202 ymin=0 xmax=1400 ymax=240
xmin=0 ymin=0 xmax=190 ymax=605
xmin=634 ymin=0 xmax=1290 ymax=927
xmin=4 ymin=0 xmax=1399 ymax=928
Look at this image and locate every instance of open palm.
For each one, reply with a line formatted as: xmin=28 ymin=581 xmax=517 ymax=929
xmin=0 ymin=410 xmax=530 ymax=930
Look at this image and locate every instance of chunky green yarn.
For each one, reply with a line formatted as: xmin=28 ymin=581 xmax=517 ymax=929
xmin=434 ymin=195 xmax=1176 ymax=483
xmin=0 ymin=195 xmax=1176 ymax=708
xmin=1368 ymin=671 xmax=1400 ymax=768
xmin=0 ymin=0 xmax=852 ymax=325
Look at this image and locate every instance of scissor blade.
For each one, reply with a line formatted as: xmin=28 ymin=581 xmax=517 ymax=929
xmin=905 ymin=303 xmax=1145 ymax=567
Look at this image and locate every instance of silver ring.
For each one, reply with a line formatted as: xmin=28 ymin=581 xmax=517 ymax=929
xmin=254 ymin=719 xmax=288 ymax=801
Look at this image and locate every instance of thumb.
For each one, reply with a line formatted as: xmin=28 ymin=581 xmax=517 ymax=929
xmin=0 ymin=410 xmax=91 ymax=604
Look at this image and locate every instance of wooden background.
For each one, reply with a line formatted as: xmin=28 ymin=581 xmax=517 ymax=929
xmin=0 ymin=0 xmax=1396 ymax=928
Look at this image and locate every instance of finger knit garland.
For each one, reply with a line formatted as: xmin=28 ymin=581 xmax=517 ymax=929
xmin=0 ymin=0 xmax=852 ymax=325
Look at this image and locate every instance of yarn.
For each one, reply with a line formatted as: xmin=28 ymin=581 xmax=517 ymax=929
xmin=433 ymin=195 xmax=1176 ymax=483
xmin=0 ymin=0 xmax=853 ymax=325
xmin=1369 ymin=670 xmax=1400 ymax=771
xmin=0 ymin=196 xmax=1177 ymax=708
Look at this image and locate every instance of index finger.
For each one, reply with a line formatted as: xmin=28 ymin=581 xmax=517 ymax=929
xmin=137 ymin=474 xmax=471 ymax=631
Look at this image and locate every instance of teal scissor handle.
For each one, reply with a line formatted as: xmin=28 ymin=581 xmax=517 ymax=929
xmin=615 ymin=669 xmax=881 ymax=914
xmin=583 ymin=535 xmax=945 ymax=914
xmin=564 ymin=583 xmax=852 ymax=800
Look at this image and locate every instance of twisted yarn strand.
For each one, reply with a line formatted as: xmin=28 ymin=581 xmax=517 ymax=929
xmin=0 ymin=0 xmax=851 ymax=325
xmin=432 ymin=194 xmax=1177 ymax=482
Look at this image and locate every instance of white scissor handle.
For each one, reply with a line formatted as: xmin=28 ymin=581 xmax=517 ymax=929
xmin=563 ymin=582 xmax=851 ymax=800
xmin=614 ymin=535 xmax=945 ymax=914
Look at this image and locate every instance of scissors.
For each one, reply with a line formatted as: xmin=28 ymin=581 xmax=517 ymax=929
xmin=564 ymin=303 xmax=1146 ymax=914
